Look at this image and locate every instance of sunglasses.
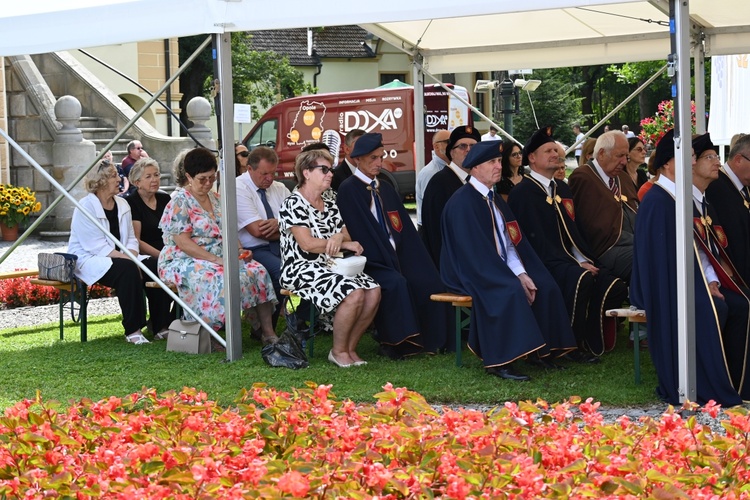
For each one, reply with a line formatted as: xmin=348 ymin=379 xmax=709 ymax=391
xmin=193 ymin=174 xmax=217 ymax=184
xmin=236 ymin=151 xmax=250 ymax=158
xmin=510 ymin=152 xmax=522 ymax=158
xmin=309 ymin=165 xmax=333 ymax=175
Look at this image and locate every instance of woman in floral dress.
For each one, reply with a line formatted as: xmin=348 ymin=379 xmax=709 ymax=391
xmin=279 ymin=149 xmax=380 ymax=367
xmin=158 ymin=148 xmax=278 ymax=341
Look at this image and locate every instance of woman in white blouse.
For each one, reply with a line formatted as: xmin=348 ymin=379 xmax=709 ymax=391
xmin=68 ymin=160 xmax=150 ymax=344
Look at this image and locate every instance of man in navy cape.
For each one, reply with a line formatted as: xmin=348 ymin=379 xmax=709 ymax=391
xmin=336 ymin=133 xmax=451 ymax=357
xmin=441 ymin=140 xmax=576 ymax=381
xmin=631 ymin=130 xmax=749 ymax=406
xmin=509 ymin=128 xmax=627 ymax=358
xmin=421 ymin=125 xmax=480 ymax=267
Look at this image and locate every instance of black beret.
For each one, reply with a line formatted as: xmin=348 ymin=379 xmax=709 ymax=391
xmin=350 ymin=132 xmax=383 ymax=158
xmin=522 ymin=126 xmax=555 ymax=166
xmin=446 ymin=125 xmax=481 ymax=161
xmin=653 ymin=129 xmax=675 ymax=170
xmin=692 ymin=132 xmax=719 ymax=158
xmin=462 ymin=140 xmax=504 ymax=169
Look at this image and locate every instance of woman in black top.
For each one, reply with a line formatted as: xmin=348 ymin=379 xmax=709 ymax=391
xmin=496 ymin=140 xmax=524 ymax=199
xmin=626 ymin=136 xmax=649 ymax=190
xmin=127 ymin=158 xmax=175 ymax=338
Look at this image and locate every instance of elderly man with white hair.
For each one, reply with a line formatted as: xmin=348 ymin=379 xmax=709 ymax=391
xmin=569 ymin=131 xmax=639 ymax=283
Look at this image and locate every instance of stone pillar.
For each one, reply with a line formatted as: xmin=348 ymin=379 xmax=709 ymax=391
xmin=51 ymin=95 xmax=95 ymax=231
xmin=186 ymin=97 xmax=215 ymax=148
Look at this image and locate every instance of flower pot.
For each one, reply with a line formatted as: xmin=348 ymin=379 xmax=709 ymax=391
xmin=0 ymin=222 xmax=19 ymax=241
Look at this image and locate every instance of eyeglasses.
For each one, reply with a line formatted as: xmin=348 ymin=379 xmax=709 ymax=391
xmin=193 ymin=174 xmax=217 ymax=184
xmin=97 ymin=159 xmax=112 ymax=171
xmin=510 ymin=152 xmax=522 ymax=158
xmin=740 ymin=153 xmax=750 ymax=163
xmin=453 ymin=143 xmax=473 ymax=152
xmin=309 ymin=165 xmax=333 ymax=175
xmin=435 ymin=139 xmax=449 ymax=145
xmin=632 ymin=147 xmax=645 ymax=153
xmin=236 ymin=151 xmax=250 ymax=158
xmin=699 ymin=154 xmax=720 ymax=161
xmin=134 ymin=147 xmax=143 ymax=150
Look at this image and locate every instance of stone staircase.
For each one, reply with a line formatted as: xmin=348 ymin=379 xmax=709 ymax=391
xmin=78 ymin=116 xmax=131 ymax=159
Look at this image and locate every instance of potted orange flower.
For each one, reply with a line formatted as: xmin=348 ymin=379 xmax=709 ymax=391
xmin=0 ymin=183 xmax=42 ymax=241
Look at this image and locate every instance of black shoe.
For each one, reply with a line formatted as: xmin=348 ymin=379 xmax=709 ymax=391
xmin=486 ymin=364 xmax=531 ymax=381
xmin=562 ymin=350 xmax=601 ymax=364
xmin=526 ymin=357 xmax=567 ymax=370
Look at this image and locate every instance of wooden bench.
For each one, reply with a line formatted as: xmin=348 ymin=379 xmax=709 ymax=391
xmin=430 ymin=292 xmax=472 ymax=367
xmin=606 ymin=307 xmax=648 ymax=384
xmin=29 ymin=277 xmax=89 ymax=342
xmin=280 ymin=289 xmax=317 ymax=357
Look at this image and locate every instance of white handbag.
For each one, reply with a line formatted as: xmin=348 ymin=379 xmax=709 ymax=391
xmin=310 ymin=211 xmax=366 ymax=277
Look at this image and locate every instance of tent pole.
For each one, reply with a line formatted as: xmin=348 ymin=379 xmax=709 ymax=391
xmin=694 ymin=38 xmax=707 ymax=134
xmin=672 ymin=0 xmax=698 ymax=403
xmin=413 ymin=56 xmax=425 ymax=174
xmin=213 ymin=33 xmax=243 ymax=362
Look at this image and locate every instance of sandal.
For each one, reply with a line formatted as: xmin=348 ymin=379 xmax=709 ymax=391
xmin=126 ymin=332 xmax=150 ymax=345
xmin=154 ymin=330 xmax=170 ymax=341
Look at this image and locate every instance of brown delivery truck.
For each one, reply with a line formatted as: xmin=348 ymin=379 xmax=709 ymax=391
xmin=241 ymin=83 xmax=471 ymax=198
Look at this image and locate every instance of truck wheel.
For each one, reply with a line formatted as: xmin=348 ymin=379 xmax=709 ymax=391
xmin=377 ymin=171 xmax=400 ymax=199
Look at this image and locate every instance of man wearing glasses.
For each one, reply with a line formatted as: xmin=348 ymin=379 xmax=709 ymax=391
xmin=120 ymin=140 xmax=147 ymax=196
xmin=236 ymin=146 xmax=291 ymax=326
xmin=415 ymin=129 xmax=450 ymax=229
xmin=509 ymin=128 xmax=627 ymax=359
xmin=337 ymin=133 xmax=451 ymax=359
xmin=706 ymin=134 xmax=750 ymax=285
xmin=421 ymin=125 xmax=481 ymax=267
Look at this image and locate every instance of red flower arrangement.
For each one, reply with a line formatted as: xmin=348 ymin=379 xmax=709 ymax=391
xmin=639 ymin=99 xmax=697 ymax=147
xmin=0 ymin=384 xmax=747 ymax=498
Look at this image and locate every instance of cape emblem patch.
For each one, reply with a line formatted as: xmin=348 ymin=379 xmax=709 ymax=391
xmin=506 ymin=220 xmax=522 ymax=246
xmin=714 ymin=225 xmax=729 ymax=248
xmin=387 ymin=211 xmax=403 ymax=232
xmin=693 ymin=217 xmax=705 ymax=240
xmin=562 ymin=199 xmax=575 ymax=220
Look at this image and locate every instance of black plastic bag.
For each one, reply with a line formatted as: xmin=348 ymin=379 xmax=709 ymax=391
xmin=261 ymin=331 xmax=309 ymax=369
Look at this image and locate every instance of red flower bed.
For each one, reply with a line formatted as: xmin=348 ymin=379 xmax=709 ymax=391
xmin=0 ymin=384 xmax=747 ymax=498
xmin=0 ymin=270 xmax=113 ymax=309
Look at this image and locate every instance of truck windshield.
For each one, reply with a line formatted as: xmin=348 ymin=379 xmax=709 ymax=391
xmin=246 ymin=119 xmax=278 ymax=150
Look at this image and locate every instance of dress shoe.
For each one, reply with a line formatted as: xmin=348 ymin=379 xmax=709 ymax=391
xmin=525 ymin=356 xmax=567 ymax=370
xmin=486 ymin=364 xmax=531 ymax=381
xmin=562 ymin=350 xmax=601 ymax=364
xmin=328 ymin=350 xmax=353 ymax=368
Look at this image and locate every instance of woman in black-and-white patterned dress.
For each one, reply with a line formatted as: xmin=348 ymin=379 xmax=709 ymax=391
xmin=279 ymin=149 xmax=381 ymax=368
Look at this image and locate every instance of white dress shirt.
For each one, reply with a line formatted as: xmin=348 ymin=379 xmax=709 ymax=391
xmin=468 ymin=176 xmax=525 ymax=276
xmin=236 ymin=173 xmax=291 ymax=248
xmin=655 ymin=175 xmax=719 ymax=284
xmin=354 ymin=168 xmax=396 ymax=250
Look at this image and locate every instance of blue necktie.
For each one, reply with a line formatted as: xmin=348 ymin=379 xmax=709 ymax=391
xmin=487 ymin=191 xmax=507 ymax=262
xmin=257 ymin=188 xmax=280 ymax=255
xmin=370 ymin=181 xmax=388 ymax=235
xmin=257 ymin=188 xmax=274 ymax=219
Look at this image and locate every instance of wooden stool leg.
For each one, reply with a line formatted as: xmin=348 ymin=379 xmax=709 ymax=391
xmin=80 ymin=284 xmax=88 ymax=342
xmin=633 ymin=322 xmax=641 ymax=384
xmin=58 ymin=288 xmax=65 ymax=340
xmin=308 ymin=304 xmax=315 ymax=358
xmin=455 ymin=306 xmax=462 ymax=367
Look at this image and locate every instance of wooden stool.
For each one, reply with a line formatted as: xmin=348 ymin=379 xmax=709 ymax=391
xmin=606 ymin=308 xmax=648 ymax=384
xmin=280 ymin=289 xmax=317 ymax=357
xmin=29 ymin=278 xmax=88 ymax=342
xmin=430 ymin=292 xmax=472 ymax=367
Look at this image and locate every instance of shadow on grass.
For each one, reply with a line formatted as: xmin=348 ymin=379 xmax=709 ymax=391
xmin=0 ymin=315 xmax=660 ymax=410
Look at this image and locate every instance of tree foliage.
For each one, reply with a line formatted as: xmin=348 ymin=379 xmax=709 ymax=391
xmin=177 ymin=32 xmax=314 ymax=131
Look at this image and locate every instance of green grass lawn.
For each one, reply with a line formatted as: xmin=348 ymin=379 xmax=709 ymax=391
xmin=0 ymin=311 xmax=659 ymax=411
